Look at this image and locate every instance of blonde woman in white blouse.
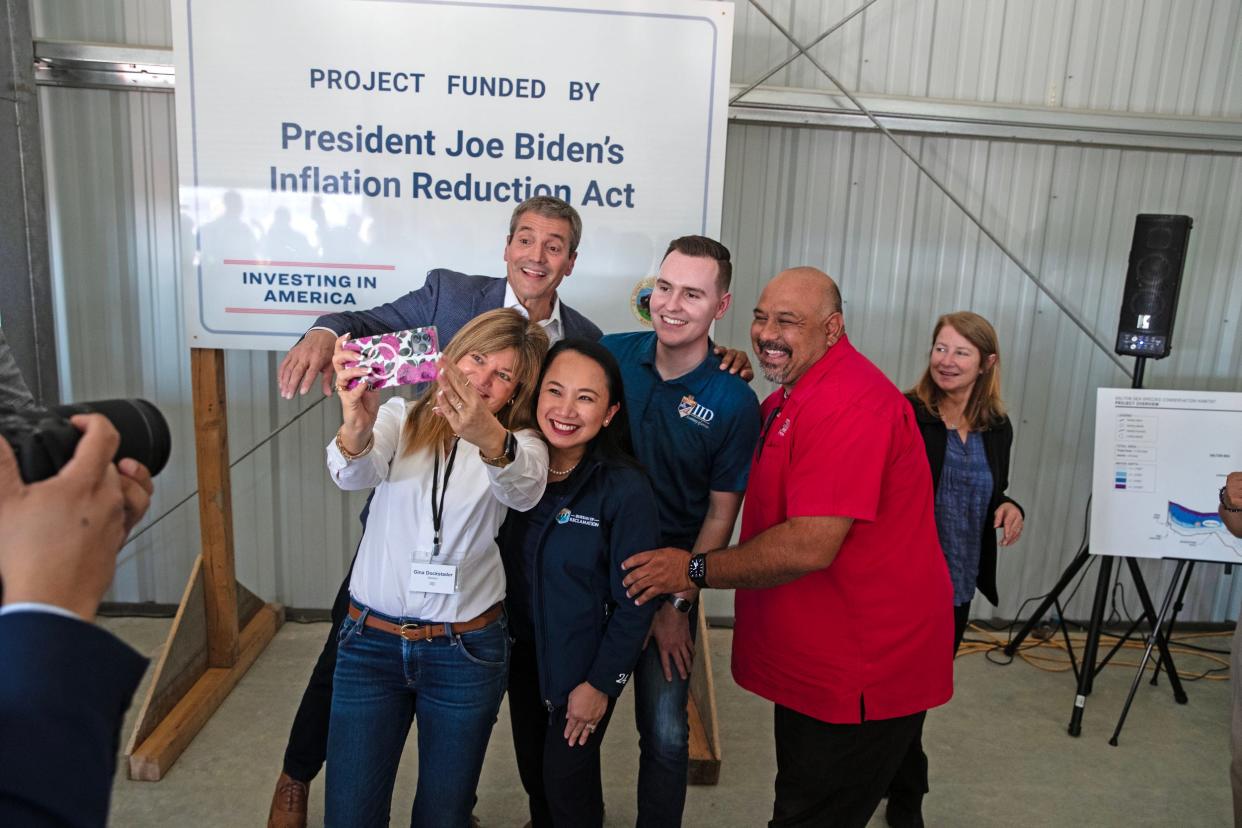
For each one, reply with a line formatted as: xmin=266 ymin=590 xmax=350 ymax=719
xmin=324 ymin=308 xmax=549 ymax=828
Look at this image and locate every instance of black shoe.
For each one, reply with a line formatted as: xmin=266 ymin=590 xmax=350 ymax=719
xmin=885 ymin=796 xmax=925 ymax=828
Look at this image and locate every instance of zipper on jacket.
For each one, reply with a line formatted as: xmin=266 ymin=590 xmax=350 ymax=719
xmin=534 ymin=461 xmax=599 ymax=707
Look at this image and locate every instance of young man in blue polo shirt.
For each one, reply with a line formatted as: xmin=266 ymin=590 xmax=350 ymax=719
xmin=601 ymin=236 xmax=761 ymax=827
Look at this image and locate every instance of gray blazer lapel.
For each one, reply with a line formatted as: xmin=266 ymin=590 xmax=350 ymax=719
xmin=480 ymin=277 xmax=508 ymax=315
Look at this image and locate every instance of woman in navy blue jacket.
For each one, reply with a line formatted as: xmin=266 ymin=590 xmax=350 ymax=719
xmin=500 ymin=338 xmax=660 ymax=828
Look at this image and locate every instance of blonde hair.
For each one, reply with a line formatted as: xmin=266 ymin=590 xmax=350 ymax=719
xmin=909 ymin=311 xmax=1006 ymax=431
xmin=401 ymin=308 xmax=549 ymax=456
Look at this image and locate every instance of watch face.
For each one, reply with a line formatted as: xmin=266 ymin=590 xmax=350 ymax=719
xmin=688 ymin=555 xmax=706 ymax=584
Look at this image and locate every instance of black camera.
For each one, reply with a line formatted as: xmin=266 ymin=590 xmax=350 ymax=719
xmin=0 ymin=399 xmax=171 ymax=484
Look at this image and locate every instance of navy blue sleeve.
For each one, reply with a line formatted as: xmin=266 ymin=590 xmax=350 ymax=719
xmin=0 ymin=613 xmax=147 ymax=828
xmin=587 ymin=469 xmax=660 ymax=698
xmin=312 ymin=269 xmax=442 ymax=337
xmin=710 ymin=386 xmax=762 ymax=492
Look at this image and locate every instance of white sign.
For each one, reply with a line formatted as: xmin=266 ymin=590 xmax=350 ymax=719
xmin=1091 ymin=388 xmax=1242 ymax=563
xmin=171 ymin=0 xmax=733 ymax=350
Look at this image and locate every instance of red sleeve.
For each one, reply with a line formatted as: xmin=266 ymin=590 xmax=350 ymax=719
xmin=787 ymin=403 xmax=893 ymax=523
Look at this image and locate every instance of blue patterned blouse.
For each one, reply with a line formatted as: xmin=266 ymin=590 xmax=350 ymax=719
xmin=934 ymin=429 xmax=994 ymax=606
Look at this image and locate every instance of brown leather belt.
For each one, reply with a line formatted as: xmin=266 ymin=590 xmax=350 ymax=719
xmin=347 ymin=601 xmax=503 ymax=643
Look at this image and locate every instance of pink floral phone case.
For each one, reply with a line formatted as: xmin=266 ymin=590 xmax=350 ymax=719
xmin=344 ymin=326 xmax=440 ymax=390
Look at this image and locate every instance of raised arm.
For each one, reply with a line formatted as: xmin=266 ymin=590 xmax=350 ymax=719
xmin=325 ymin=337 xmax=400 ymax=489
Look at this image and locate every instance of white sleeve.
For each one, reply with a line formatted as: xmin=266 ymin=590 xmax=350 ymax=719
xmin=485 ymin=428 xmax=549 ymax=512
xmin=326 ymin=397 xmax=406 ymax=490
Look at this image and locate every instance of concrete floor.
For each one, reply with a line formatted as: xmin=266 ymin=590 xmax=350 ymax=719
xmin=102 ymin=617 xmax=1235 ymax=827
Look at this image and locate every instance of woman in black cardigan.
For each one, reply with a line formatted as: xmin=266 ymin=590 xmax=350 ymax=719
xmin=907 ymin=310 xmax=1025 ymax=646
xmin=887 ymin=311 xmax=1026 ymax=828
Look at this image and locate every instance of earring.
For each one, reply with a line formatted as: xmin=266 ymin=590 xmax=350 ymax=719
xmin=603 ymin=418 xmax=611 ymax=426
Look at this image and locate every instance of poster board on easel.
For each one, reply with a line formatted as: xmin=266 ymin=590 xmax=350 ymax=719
xmin=1091 ymin=388 xmax=1242 ymax=564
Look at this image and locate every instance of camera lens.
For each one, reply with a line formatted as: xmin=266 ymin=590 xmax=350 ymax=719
xmin=54 ymin=398 xmax=172 ymax=477
xmin=410 ymin=332 xmax=433 ymax=354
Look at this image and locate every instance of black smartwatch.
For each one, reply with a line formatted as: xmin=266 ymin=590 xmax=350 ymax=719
xmin=688 ymin=553 xmax=709 ymax=589
xmin=670 ymin=596 xmax=694 ymax=614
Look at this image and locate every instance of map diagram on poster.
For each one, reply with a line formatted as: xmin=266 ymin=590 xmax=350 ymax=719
xmin=1091 ymin=388 xmax=1242 ymax=562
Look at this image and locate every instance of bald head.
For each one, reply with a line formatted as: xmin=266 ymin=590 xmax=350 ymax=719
xmin=752 ymin=267 xmax=846 ymax=390
xmin=770 ymin=267 xmax=842 ymax=317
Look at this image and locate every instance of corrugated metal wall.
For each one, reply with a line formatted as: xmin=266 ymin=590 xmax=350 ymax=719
xmin=733 ymin=0 xmax=1242 ymax=117
xmin=28 ymin=0 xmax=1242 ymax=620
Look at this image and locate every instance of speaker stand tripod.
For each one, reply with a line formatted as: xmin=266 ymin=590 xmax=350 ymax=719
xmin=1108 ymin=558 xmax=1190 ymax=745
xmin=1001 ymin=356 xmax=1188 ymax=735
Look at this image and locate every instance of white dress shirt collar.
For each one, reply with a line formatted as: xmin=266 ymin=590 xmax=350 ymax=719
xmin=503 ymin=282 xmax=564 ymax=344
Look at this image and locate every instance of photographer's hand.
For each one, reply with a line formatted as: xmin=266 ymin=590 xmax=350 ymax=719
xmin=0 ymin=415 xmax=151 ymax=622
xmin=118 ymin=455 xmax=154 ymax=534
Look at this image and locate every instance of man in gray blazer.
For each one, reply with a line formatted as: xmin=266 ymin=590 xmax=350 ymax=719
xmin=277 ymin=195 xmax=598 ymax=399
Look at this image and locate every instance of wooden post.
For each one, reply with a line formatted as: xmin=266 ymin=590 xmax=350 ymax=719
xmin=687 ymin=610 xmax=722 ymax=784
xmin=191 ymin=348 xmax=240 ymax=666
xmin=126 ymin=347 xmax=282 ymax=780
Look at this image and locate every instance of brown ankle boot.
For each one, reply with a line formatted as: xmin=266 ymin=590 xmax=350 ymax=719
xmin=267 ymin=772 xmax=309 ymax=828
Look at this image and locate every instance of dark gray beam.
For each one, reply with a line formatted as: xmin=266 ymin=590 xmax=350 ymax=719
xmin=1 ymin=0 xmax=58 ymax=405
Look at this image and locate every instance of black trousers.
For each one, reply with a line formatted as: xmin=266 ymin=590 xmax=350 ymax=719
xmin=884 ymin=602 xmax=971 ymax=827
xmin=281 ymin=568 xmax=352 ymax=782
xmin=771 ymin=704 xmax=926 ymax=828
xmin=508 ymin=637 xmax=617 ymax=828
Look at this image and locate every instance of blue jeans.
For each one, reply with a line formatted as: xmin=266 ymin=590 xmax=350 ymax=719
xmin=325 ymin=602 xmax=510 ymax=828
xmin=631 ymin=608 xmax=696 ymax=828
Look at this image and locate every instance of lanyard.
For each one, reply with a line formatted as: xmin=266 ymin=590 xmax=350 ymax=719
xmin=430 ymin=437 xmax=459 ymax=557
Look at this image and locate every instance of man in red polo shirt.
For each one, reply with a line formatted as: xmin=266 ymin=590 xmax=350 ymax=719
xmin=623 ymin=267 xmax=953 ymax=827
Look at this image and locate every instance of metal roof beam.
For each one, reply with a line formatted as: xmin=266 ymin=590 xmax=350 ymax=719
xmin=729 ymin=86 xmax=1242 ymax=156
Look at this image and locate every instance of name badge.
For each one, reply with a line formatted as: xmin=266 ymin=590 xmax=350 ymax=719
xmin=409 ymin=560 xmax=458 ymax=595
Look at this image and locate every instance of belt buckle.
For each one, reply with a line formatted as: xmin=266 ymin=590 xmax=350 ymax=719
xmin=398 ymin=622 xmax=425 ymax=641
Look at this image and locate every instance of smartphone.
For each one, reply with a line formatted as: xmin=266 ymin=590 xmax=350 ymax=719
xmin=344 ymin=326 xmax=441 ymax=390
